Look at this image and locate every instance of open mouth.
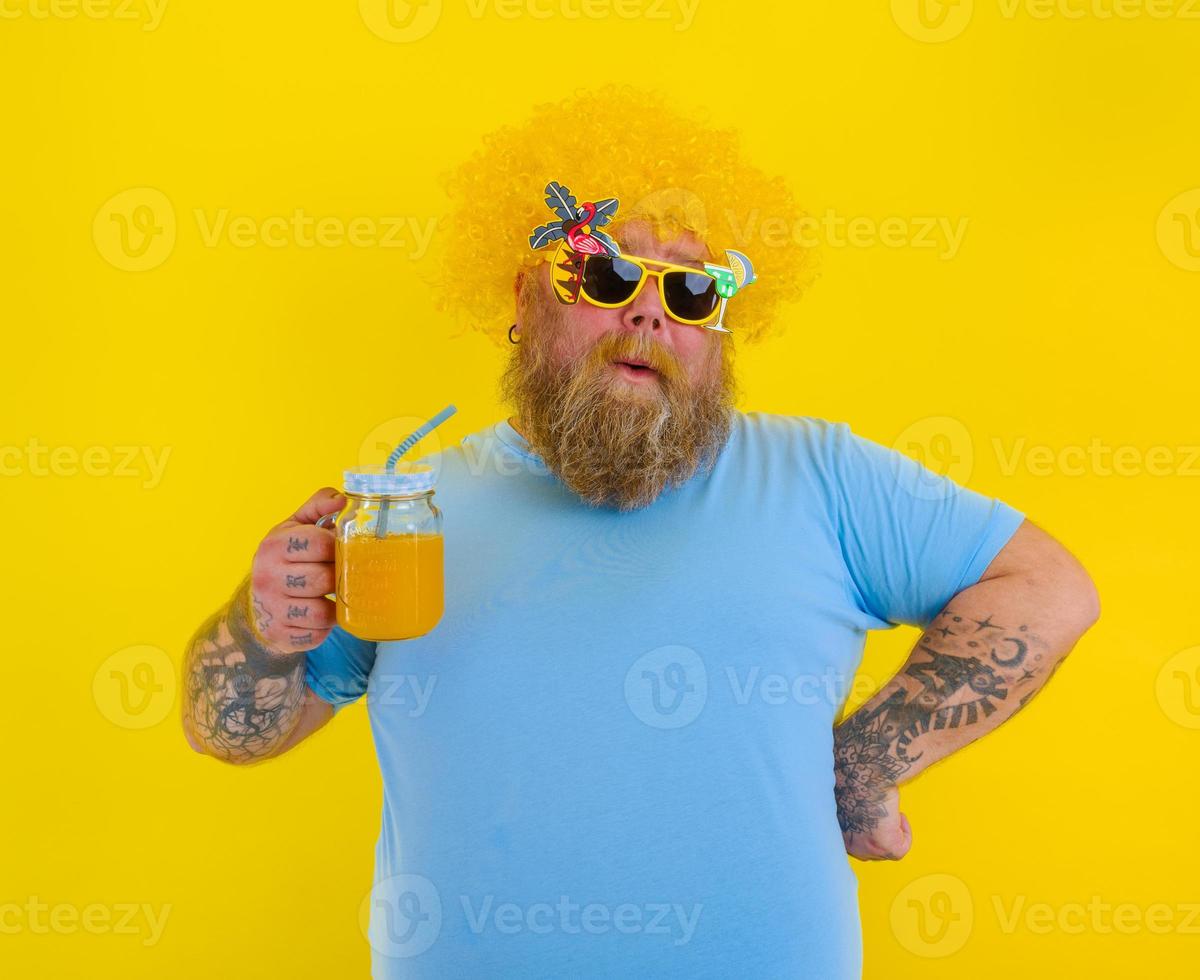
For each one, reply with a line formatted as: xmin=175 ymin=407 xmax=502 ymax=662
xmin=613 ymin=360 xmax=658 ymax=375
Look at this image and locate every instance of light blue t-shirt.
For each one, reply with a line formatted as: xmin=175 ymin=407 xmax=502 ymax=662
xmin=306 ymin=411 xmax=1024 ymax=979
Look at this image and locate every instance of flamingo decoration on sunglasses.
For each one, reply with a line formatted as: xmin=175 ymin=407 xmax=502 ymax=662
xmin=528 ymin=181 xmax=621 ymax=304
xmin=564 ymin=202 xmax=608 ymax=254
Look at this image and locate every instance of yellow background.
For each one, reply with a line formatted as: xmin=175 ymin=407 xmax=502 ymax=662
xmin=3 ymin=0 xmax=1197 ymax=976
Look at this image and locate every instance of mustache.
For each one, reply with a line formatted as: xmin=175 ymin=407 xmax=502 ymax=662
xmin=576 ymin=333 xmax=682 ymax=383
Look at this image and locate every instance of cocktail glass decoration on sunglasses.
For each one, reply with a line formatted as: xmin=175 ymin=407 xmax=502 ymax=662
xmin=527 ymin=179 xmax=758 ymax=333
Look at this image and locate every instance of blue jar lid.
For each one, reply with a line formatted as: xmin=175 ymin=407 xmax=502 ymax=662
xmin=343 ymin=463 xmax=436 ymax=496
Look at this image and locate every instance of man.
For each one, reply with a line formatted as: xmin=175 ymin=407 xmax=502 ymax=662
xmin=182 ymin=92 xmax=1099 ymax=977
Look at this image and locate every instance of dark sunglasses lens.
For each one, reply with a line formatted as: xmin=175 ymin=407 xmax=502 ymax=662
xmin=582 ymin=256 xmax=642 ymax=304
xmin=663 ymin=271 xmax=719 ymax=321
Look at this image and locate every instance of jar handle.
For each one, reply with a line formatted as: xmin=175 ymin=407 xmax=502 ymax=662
xmin=315 ymin=512 xmax=338 ymax=530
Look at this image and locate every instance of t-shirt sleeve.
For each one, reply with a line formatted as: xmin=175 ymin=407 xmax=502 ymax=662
xmin=304 ymin=626 xmax=377 ymax=714
xmin=824 ymin=420 xmax=1026 ymax=629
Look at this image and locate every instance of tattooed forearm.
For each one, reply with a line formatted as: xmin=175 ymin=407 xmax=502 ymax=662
xmin=182 ymin=577 xmax=307 ymax=764
xmin=834 ymin=606 xmax=1065 ymax=835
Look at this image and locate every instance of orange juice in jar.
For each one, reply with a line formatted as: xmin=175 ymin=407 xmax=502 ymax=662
xmin=317 ymin=464 xmax=444 ymax=641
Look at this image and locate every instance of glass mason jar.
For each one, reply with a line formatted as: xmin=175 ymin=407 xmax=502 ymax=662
xmin=316 ymin=463 xmax=444 ymax=641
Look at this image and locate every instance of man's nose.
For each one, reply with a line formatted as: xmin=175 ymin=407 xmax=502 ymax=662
xmin=620 ymin=276 xmax=665 ymax=331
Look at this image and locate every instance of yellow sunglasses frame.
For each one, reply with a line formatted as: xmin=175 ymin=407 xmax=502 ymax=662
xmin=543 ymin=248 xmax=722 ymax=327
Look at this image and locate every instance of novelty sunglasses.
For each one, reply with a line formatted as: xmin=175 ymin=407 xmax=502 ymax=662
xmin=576 ymin=252 xmax=723 ymax=326
xmin=529 ymin=180 xmax=758 ymax=333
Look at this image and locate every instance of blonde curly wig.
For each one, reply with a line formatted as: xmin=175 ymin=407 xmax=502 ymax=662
xmin=432 ymin=85 xmax=818 ymax=348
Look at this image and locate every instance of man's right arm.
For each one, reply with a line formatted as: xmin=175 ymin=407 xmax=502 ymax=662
xmin=181 ymin=487 xmax=347 ymax=765
xmin=182 ymin=576 xmax=332 ymax=764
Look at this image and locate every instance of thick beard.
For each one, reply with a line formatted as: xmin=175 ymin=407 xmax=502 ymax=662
xmin=498 ymin=296 xmax=739 ymax=512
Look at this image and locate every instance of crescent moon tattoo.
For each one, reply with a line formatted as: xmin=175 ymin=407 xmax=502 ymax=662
xmin=990 ymin=636 xmax=1028 ymax=668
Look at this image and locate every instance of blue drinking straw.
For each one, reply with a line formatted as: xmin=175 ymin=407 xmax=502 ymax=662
xmin=375 ymin=404 xmax=457 ymax=539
